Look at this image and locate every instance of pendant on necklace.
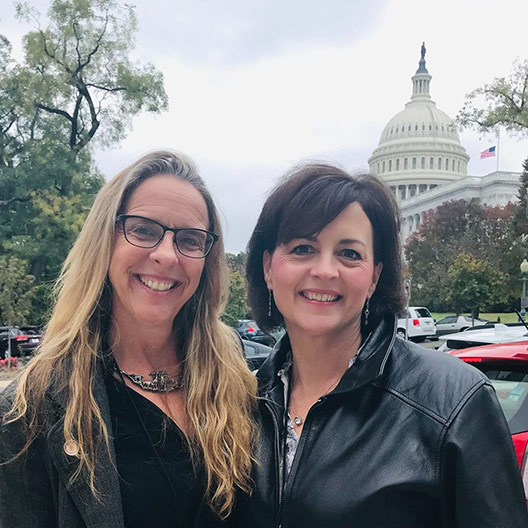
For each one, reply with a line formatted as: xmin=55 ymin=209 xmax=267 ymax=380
xmin=116 ymin=365 xmax=184 ymax=392
xmin=293 ymin=416 xmax=303 ymax=426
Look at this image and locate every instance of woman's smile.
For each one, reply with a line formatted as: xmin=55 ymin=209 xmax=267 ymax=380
xmin=134 ymin=273 xmax=180 ymax=292
xmin=300 ymin=289 xmax=342 ymax=303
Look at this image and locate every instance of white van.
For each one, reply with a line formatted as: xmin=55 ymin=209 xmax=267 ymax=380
xmin=397 ymin=307 xmax=436 ymax=342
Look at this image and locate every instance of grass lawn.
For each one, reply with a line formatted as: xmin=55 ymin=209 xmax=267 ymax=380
xmin=431 ymin=312 xmax=519 ymax=324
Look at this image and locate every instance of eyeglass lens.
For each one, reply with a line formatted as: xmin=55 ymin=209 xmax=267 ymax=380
xmin=123 ymin=217 xmax=213 ymax=257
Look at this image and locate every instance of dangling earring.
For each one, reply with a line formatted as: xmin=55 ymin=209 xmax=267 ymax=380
xmin=364 ymin=298 xmax=370 ymax=327
xmin=268 ymin=289 xmax=273 ymax=318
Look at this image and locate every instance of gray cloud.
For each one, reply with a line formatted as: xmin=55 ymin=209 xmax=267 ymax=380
xmin=134 ymin=0 xmax=386 ymax=65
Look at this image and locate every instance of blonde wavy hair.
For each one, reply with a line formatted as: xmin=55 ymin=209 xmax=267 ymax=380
xmin=5 ymin=150 xmax=258 ymax=518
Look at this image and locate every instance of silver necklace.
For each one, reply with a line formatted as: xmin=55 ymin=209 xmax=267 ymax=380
xmin=115 ymin=364 xmax=184 ymax=392
xmin=291 ymin=374 xmax=342 ymax=427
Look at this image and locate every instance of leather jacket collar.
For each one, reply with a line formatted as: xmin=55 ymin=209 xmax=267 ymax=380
xmin=256 ymin=313 xmax=398 ymax=400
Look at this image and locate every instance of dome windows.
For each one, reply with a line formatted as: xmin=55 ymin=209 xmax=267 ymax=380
xmin=396 ymin=159 xmax=400 ymax=171
xmin=429 ymin=157 xmax=434 ymax=169
xmin=412 ymin=157 xmax=416 ymax=169
xmin=404 ymin=158 xmax=408 ymax=170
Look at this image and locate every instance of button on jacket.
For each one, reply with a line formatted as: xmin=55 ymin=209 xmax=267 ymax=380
xmin=236 ymin=315 xmax=528 ymax=528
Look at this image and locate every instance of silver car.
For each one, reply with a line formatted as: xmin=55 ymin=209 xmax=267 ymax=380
xmin=435 ymin=315 xmax=488 ymax=337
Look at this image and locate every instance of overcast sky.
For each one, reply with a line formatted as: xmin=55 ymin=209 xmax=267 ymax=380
xmin=3 ymin=0 xmax=528 ymax=253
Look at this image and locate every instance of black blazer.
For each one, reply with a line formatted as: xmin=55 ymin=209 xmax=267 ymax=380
xmin=0 ymin=365 xmax=125 ymax=528
xmin=0 ymin=362 xmax=221 ymax=528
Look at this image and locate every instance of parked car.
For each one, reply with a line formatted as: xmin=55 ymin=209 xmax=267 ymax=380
xmin=435 ymin=315 xmax=488 ymax=337
xmin=437 ymin=323 xmax=528 ymax=352
xmin=0 ymin=326 xmax=42 ymax=357
xmin=242 ymin=340 xmax=272 ymax=370
xmin=397 ymin=307 xmax=436 ymax=342
xmin=235 ymin=320 xmax=276 ymax=347
xmin=450 ymin=341 xmax=528 ymax=504
xmin=0 ymin=332 xmax=21 ymax=360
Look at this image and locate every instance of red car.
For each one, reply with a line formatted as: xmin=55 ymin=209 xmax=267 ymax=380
xmin=450 ymin=341 xmax=528 ymax=504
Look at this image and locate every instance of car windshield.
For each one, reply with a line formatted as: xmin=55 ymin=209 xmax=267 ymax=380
xmin=479 ymin=366 xmax=528 ymax=435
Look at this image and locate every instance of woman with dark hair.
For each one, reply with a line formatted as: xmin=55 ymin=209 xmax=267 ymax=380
xmin=238 ymin=163 xmax=528 ymax=527
xmin=0 ymin=151 xmax=258 ymax=527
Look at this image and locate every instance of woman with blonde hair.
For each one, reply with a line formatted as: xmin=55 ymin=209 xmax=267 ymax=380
xmin=0 ymin=150 xmax=258 ymax=527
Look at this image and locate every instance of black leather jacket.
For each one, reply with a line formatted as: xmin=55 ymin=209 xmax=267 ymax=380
xmin=236 ymin=315 xmax=528 ymax=528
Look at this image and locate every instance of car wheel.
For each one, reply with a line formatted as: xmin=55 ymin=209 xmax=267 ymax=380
xmin=397 ymin=329 xmax=406 ymax=340
xmin=412 ymin=336 xmax=426 ymax=343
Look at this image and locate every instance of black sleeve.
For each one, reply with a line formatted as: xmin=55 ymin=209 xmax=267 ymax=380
xmin=440 ymin=382 xmax=528 ymax=527
xmin=0 ymin=391 xmax=57 ymax=527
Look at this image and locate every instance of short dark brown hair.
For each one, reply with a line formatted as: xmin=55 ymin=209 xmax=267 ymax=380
xmin=246 ymin=163 xmax=406 ymax=334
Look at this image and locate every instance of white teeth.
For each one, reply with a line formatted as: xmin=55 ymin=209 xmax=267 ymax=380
xmin=303 ymin=292 xmax=339 ymax=302
xmin=138 ymin=276 xmax=175 ymax=291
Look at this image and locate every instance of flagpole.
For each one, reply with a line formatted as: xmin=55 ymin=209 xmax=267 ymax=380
xmin=496 ymin=126 xmax=500 ymax=172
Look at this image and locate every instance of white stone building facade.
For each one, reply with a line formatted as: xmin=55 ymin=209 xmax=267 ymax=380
xmin=368 ymin=45 xmax=520 ymax=239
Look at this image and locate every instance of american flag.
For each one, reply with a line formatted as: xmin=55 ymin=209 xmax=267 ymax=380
xmin=480 ymin=146 xmax=496 ymax=159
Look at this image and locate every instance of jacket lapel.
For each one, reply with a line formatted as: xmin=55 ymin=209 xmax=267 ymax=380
xmin=47 ymin=363 xmax=125 ymax=528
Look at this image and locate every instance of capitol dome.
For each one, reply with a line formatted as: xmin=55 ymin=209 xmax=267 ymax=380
xmin=368 ymin=45 xmax=469 ymax=202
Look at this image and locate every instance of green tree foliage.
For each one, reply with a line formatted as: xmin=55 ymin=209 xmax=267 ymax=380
xmin=26 ymin=280 xmax=54 ymax=327
xmin=446 ymin=253 xmax=508 ymax=318
xmin=0 ymin=255 xmax=35 ymax=325
xmin=0 ymin=0 xmax=168 ymax=320
xmin=221 ymin=269 xmax=250 ymax=327
xmin=10 ymin=0 xmax=168 ymax=169
xmin=457 ymin=59 xmax=528 ymax=137
xmin=226 ymin=251 xmax=247 ymax=274
xmin=512 ymin=158 xmax=528 ymax=238
xmin=405 ymin=199 xmax=519 ymax=310
xmin=221 ymin=252 xmax=250 ymax=326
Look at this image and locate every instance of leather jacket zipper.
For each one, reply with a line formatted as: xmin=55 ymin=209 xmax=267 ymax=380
xmin=263 ymin=399 xmax=284 ymax=525
xmin=276 ymin=396 xmax=328 ymax=528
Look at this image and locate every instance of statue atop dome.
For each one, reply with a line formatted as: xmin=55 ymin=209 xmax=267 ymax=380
xmin=416 ymin=42 xmax=428 ymax=74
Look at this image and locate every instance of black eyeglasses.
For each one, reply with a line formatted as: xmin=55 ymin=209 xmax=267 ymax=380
xmin=116 ymin=215 xmax=218 ymax=259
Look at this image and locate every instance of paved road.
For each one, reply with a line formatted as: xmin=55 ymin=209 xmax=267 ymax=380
xmin=0 ymin=378 xmax=13 ymax=389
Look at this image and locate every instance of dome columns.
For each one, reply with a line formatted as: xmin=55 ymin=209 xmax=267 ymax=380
xmin=411 ymin=73 xmax=432 ymax=101
xmin=391 ymin=183 xmax=439 ymax=202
